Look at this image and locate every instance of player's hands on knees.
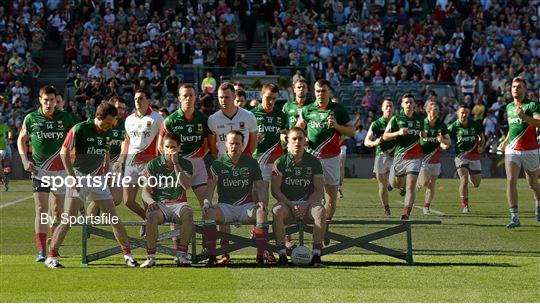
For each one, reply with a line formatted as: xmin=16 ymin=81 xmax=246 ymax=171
xmin=202 ymin=199 xmax=211 ymax=219
xmin=147 ymin=202 xmax=160 ymax=212
xmin=293 ymin=204 xmax=307 ymax=219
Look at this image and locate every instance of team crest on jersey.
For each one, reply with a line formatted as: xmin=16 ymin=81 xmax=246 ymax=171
xmin=239 ymin=121 xmax=245 ymax=129
xmin=240 ymin=168 xmax=249 ymax=177
xmin=58 ymin=121 xmax=63 ymax=129
xmin=197 ymin=123 xmax=203 ymax=132
xmin=306 ymin=167 xmax=312 ymax=175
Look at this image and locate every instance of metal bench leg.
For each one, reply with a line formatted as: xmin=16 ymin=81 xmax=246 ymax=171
xmin=81 ymin=224 xmax=89 ymax=267
xmin=405 ymin=222 xmax=414 ymax=265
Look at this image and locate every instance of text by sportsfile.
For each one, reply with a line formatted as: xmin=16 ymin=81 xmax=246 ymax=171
xmin=40 ymin=212 xmax=119 ymax=227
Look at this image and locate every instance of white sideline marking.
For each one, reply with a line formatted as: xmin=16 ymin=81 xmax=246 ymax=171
xmin=0 ymin=195 xmax=33 ymax=209
xmin=393 ymin=200 xmax=446 ymax=216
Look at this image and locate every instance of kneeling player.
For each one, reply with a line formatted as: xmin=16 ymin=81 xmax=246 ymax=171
xmin=271 ymin=127 xmax=326 ymax=267
xmin=140 ymin=134 xmax=194 ymax=267
xmin=202 ymin=131 xmax=269 ymax=266
xmin=45 ymin=102 xmax=138 ymax=268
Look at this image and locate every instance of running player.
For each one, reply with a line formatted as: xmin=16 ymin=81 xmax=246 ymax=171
xmin=202 ymin=130 xmax=269 ymax=266
xmin=448 ymin=104 xmax=485 ymax=213
xmin=271 ymin=127 xmax=326 ymax=267
xmin=17 ymin=85 xmax=77 ymax=262
xmin=296 ymin=79 xmax=354 ymax=221
xmin=418 ymin=100 xmax=451 ymax=214
xmin=364 ymin=97 xmax=396 ymax=215
xmin=159 ymin=83 xmax=209 ymax=206
xmin=139 ymin=133 xmax=194 ymax=267
xmin=45 ymin=102 xmax=138 ymax=268
xmin=88 ymin=96 xmax=126 ymax=215
xmin=116 ymin=89 xmax=163 ymax=231
xmin=383 ymin=93 xmax=425 ymax=220
xmin=498 ymin=76 xmax=540 ymax=228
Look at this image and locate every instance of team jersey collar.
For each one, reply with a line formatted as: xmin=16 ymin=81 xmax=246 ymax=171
xmin=136 ymin=107 xmax=152 ymax=118
xmin=290 ymin=151 xmax=305 ymax=164
xmin=226 ymin=153 xmax=242 ymax=166
xmin=178 ymin=107 xmax=195 ymax=122
xmin=38 ymin=107 xmax=56 ymax=120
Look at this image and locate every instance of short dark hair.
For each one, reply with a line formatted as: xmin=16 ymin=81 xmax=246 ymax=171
xmin=96 ymin=102 xmax=118 ymax=119
xmin=292 ymin=78 xmax=308 ymax=86
xmin=226 ymin=130 xmax=244 ymax=142
xmin=236 ymin=89 xmax=246 ymax=98
xmin=261 ymin=83 xmax=279 ymax=94
xmin=401 ymin=93 xmax=415 ymax=101
xmin=39 ymin=85 xmax=57 ymax=98
xmin=218 ymin=82 xmax=235 ymax=93
xmin=179 ymin=83 xmax=197 ymax=94
xmin=314 ymin=79 xmax=332 ymax=91
xmin=233 ymin=81 xmax=245 ymax=89
xmin=457 ymin=103 xmax=470 ymax=110
xmin=162 ymin=133 xmax=179 ymax=145
xmin=134 ymin=89 xmax=148 ymax=98
xmin=159 ymin=107 xmax=169 ymax=116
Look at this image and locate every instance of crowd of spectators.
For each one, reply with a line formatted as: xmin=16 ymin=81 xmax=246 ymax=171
xmin=266 ymin=0 xmax=540 ymax=155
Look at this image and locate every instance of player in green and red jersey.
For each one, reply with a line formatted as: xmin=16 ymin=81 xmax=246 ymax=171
xmin=498 ymin=76 xmax=540 ymax=228
xmin=283 ymin=78 xmax=312 ymax=129
xmin=296 ymin=79 xmax=354 ymax=221
xmin=17 ymin=85 xmax=77 ymax=262
xmin=418 ymin=100 xmax=450 ymax=215
xmin=251 ymin=83 xmax=288 ymax=192
xmin=383 ymin=93 xmax=426 ymax=220
xmin=158 ymin=84 xmax=209 ymax=207
xmin=139 ymin=133 xmax=194 ymax=267
xmin=364 ymin=97 xmax=396 ymax=215
xmin=87 ymin=96 xmax=127 ymax=216
xmin=202 ymin=130 xmax=269 ymax=267
xmin=448 ymin=104 xmax=485 ymax=213
xmin=45 ymin=102 xmax=138 ymax=268
xmin=271 ymin=127 xmax=326 ymax=267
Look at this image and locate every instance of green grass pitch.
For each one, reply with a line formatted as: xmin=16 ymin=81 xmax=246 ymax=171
xmin=0 ymin=179 xmax=538 ymax=302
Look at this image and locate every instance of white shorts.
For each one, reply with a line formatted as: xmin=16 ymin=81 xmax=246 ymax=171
xmin=187 ymin=157 xmax=208 ymax=187
xmin=259 ymin=163 xmax=273 ymax=181
xmin=124 ymin=163 xmax=146 ymax=184
xmin=320 ymin=155 xmax=341 ymax=186
xmin=217 ymin=202 xmax=256 ymax=224
xmin=454 ymin=156 xmax=482 ymax=174
xmin=32 ymin=169 xmax=67 ymax=195
xmin=373 ymin=154 xmax=393 ymax=174
xmin=392 ymin=157 xmax=422 ymax=177
xmin=66 ymin=174 xmax=112 ymax=203
xmin=420 ymin=161 xmax=441 ymax=176
xmin=505 ymin=147 xmax=540 ymax=172
xmin=157 ymin=201 xmax=191 ymax=223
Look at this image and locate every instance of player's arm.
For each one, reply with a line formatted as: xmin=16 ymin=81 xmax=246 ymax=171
xmin=383 ymin=118 xmax=405 ymax=141
xmin=17 ymin=125 xmax=36 ymax=173
xmin=60 ymin=130 xmax=76 ymax=178
xmin=305 ymin=174 xmax=324 ymax=205
xmin=517 ymin=111 xmax=540 ymax=128
xmin=248 ymin=131 xmax=257 ymax=155
xmin=330 ymin=119 xmax=355 ymax=137
xmin=208 ymin=132 xmax=218 ymax=159
xmin=254 ymin=179 xmax=269 ymax=208
xmin=157 ymin=122 xmax=167 ymax=154
xmin=438 ymin=134 xmax=451 ymax=150
xmin=270 ymin=174 xmax=293 ymax=207
xmin=172 ymin=154 xmax=192 ymax=191
xmin=477 ymin=133 xmax=486 ymax=153
xmin=364 ymin=125 xmax=381 ymax=148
